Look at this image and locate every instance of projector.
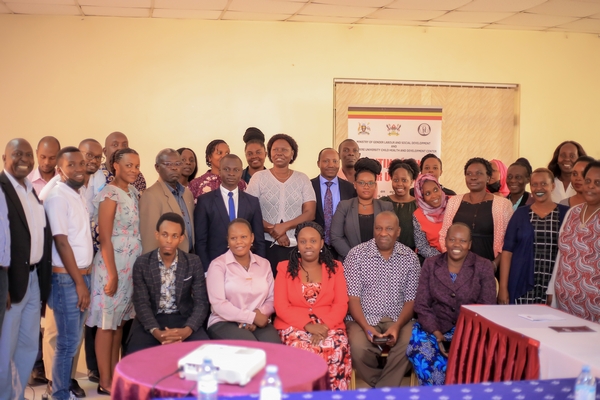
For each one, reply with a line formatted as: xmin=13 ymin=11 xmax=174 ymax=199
xmin=178 ymin=344 xmax=267 ymax=386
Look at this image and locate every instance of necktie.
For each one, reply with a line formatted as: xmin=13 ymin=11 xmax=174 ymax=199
xmin=228 ymin=191 xmax=236 ymax=221
xmin=324 ymin=181 xmax=333 ymax=245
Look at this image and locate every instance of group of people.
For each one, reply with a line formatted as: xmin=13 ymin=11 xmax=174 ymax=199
xmin=0 ymin=128 xmax=598 ymax=399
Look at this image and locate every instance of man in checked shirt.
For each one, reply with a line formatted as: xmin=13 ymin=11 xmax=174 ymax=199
xmin=344 ymin=211 xmax=421 ymax=388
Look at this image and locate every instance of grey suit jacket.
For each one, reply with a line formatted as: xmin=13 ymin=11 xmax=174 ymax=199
xmin=330 ymin=197 xmax=394 ymax=258
xmin=139 ymin=179 xmax=195 ymax=254
xmin=132 ymin=249 xmax=208 ymax=332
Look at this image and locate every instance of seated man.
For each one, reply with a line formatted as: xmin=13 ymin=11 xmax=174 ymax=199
xmin=344 ymin=211 xmax=421 ymax=388
xmin=127 ymin=212 xmax=209 ymax=354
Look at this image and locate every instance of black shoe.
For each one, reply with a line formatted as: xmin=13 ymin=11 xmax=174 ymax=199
xmin=28 ymin=368 xmax=49 ymax=386
xmin=97 ymin=385 xmax=111 ymax=396
xmin=70 ymin=379 xmax=86 ymax=398
xmin=87 ymin=369 xmax=99 ymax=383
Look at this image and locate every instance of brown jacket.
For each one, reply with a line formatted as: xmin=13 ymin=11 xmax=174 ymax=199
xmin=139 ymin=179 xmax=195 ymax=254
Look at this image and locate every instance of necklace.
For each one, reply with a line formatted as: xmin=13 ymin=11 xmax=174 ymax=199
xmin=272 ymin=168 xmax=292 ymax=182
xmin=358 ymin=201 xmax=373 ymax=209
xmin=580 ymin=203 xmax=600 ymax=227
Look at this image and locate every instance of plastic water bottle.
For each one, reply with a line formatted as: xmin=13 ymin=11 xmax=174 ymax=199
xmin=574 ymin=365 xmax=596 ymax=400
xmin=197 ymin=357 xmax=218 ymax=400
xmin=260 ymin=365 xmax=282 ymax=400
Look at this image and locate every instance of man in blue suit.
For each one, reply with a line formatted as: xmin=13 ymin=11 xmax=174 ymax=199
xmin=311 ymin=148 xmax=356 ymax=259
xmin=194 ymin=154 xmax=266 ymax=272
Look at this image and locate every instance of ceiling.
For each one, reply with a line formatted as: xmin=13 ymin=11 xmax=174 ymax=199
xmin=1 ymin=0 xmax=600 ymax=34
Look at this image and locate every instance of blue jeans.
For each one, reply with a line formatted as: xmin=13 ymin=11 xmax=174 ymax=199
xmin=0 ymin=271 xmax=40 ymax=400
xmin=49 ymin=273 xmax=91 ymax=400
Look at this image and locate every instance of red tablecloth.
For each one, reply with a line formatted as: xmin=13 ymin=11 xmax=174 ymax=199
xmin=445 ymin=305 xmax=540 ymax=384
xmin=111 ymin=340 xmax=329 ymax=399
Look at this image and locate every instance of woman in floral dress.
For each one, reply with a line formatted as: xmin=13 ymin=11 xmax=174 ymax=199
xmin=188 ymin=139 xmax=246 ymax=199
xmin=274 ymin=222 xmax=351 ymax=390
xmin=86 ymin=148 xmax=142 ymax=395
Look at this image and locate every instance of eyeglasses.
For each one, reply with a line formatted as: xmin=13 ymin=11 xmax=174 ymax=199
xmin=85 ymin=153 xmax=104 ymax=162
xmin=160 ymin=162 xmax=182 ymax=168
xmin=356 ymin=181 xmax=376 ymax=188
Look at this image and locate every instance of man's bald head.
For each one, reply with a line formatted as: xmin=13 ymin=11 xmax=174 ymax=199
xmin=103 ymin=131 xmax=129 ymax=172
xmin=3 ymin=138 xmax=35 ymax=183
xmin=36 ymin=136 xmax=61 ymax=174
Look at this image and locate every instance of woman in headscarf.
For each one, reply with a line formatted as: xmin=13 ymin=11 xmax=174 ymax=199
xmin=488 ymin=159 xmax=510 ymax=197
xmin=412 ymin=173 xmax=448 ymax=259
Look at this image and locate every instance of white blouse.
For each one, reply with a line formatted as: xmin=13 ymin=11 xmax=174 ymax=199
xmin=551 ymin=176 xmax=576 ymax=204
xmin=246 ymin=169 xmax=316 ymax=246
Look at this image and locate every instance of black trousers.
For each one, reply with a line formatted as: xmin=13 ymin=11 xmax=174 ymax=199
xmin=265 ymin=242 xmax=293 ymax=277
xmin=126 ymin=314 xmax=209 ymax=356
xmin=207 ymin=321 xmax=281 ymax=344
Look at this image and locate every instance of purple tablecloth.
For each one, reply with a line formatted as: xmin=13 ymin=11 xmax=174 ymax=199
xmin=111 ymin=340 xmax=329 ymax=399
xmin=159 ymin=377 xmax=600 ymax=400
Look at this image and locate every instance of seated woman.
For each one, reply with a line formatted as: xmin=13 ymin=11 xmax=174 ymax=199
xmin=274 ymin=222 xmax=351 ymax=390
xmin=380 ymin=158 xmax=419 ymax=250
xmin=189 ymin=139 xmax=247 ymax=199
xmin=498 ymin=168 xmax=569 ymax=305
xmin=331 ymin=158 xmax=393 ymax=260
xmin=506 ymin=158 xmax=534 ymax=210
xmin=440 ymin=157 xmax=513 ymax=270
xmin=548 ymin=160 xmax=600 ymax=322
xmin=412 ymin=173 xmax=448 ymax=259
xmin=488 ymin=159 xmax=510 ymax=197
xmin=206 ymin=219 xmax=280 ymax=342
xmin=560 ymin=156 xmax=595 ymax=207
xmin=407 ymin=223 xmax=497 ymax=386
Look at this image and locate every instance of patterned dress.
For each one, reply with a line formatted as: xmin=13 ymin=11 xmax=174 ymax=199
xmin=278 ymin=283 xmax=352 ymax=391
xmin=553 ymin=205 xmax=600 ymax=322
xmin=406 ymin=272 xmax=457 ymax=386
xmin=86 ymin=184 xmax=142 ymax=330
xmin=515 ymin=209 xmax=559 ymax=304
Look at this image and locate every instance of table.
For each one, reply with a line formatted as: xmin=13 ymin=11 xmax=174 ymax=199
xmin=446 ymin=304 xmax=600 ymax=384
xmin=111 ymin=340 xmax=329 ymax=399
xmin=158 ymin=378 xmax=600 ymax=400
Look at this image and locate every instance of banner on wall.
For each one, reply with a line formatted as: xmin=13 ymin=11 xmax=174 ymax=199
xmin=347 ymin=105 xmax=442 ymax=197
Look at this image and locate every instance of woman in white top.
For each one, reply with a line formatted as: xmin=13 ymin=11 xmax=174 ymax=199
xmin=246 ymin=134 xmax=316 ymax=276
xmin=547 ymin=141 xmax=587 ymax=203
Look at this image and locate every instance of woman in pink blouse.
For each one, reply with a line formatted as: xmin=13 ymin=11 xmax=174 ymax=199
xmin=206 ymin=218 xmax=280 ymax=342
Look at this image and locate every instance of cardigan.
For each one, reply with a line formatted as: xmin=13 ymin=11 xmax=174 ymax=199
xmin=439 ymin=194 xmax=513 ymax=258
xmin=273 ymin=260 xmax=349 ymax=331
xmin=503 ymin=204 xmax=568 ymax=303
xmin=414 ymin=252 xmax=497 ymax=334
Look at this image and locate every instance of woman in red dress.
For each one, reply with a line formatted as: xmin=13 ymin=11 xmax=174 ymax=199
xmin=274 ymin=221 xmax=351 ymax=390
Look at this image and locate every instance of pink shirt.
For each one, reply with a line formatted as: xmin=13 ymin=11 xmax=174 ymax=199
xmin=206 ymin=250 xmax=275 ymax=327
xmin=27 ymin=167 xmax=56 ymax=196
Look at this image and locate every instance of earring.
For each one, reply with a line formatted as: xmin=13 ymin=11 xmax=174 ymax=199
xmin=320 ymin=248 xmax=323 ymax=253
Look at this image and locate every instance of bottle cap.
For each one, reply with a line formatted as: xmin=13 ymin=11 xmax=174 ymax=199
xmin=266 ymin=365 xmax=278 ymax=373
xmin=582 ymin=365 xmax=591 ymax=372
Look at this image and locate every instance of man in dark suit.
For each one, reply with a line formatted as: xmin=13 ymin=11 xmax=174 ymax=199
xmin=0 ymin=138 xmax=52 ymax=400
xmin=127 ymin=212 xmax=209 ymax=355
xmin=311 ymin=148 xmax=356 ymax=258
xmin=194 ymin=154 xmax=265 ymax=272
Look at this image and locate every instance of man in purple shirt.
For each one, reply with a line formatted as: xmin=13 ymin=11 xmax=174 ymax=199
xmin=27 ymin=136 xmax=61 ymax=196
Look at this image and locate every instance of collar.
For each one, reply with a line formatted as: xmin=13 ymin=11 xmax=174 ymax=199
xmin=29 ymin=167 xmax=54 ymax=183
xmin=56 ymin=181 xmax=83 ymax=198
xmin=162 ymin=178 xmax=185 ymax=196
xmin=158 ymin=249 xmax=179 ymax=268
xmin=319 ymin=175 xmax=339 ymax=186
xmin=220 ymin=184 xmax=239 ymax=198
xmin=364 ymin=238 xmax=412 ymax=260
xmin=225 ymin=249 xmax=258 ymax=268
xmin=4 ymin=169 xmax=33 ymax=192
